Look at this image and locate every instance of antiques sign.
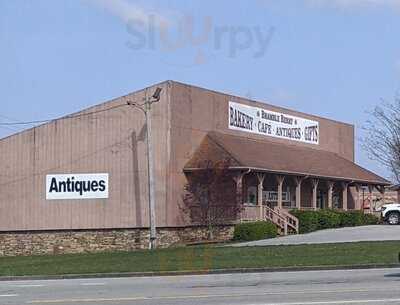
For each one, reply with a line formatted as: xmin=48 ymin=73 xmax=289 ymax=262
xmin=228 ymin=101 xmax=319 ymax=144
xmin=46 ymin=173 xmax=109 ymax=200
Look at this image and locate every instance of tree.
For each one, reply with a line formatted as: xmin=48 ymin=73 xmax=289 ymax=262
xmin=182 ymin=159 xmax=242 ymax=240
xmin=363 ymin=98 xmax=400 ymax=182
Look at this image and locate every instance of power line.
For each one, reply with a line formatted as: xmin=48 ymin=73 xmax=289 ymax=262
xmin=0 ymin=114 xmax=27 ymax=131
xmin=0 ymin=104 xmax=128 ymax=126
xmin=0 ymin=125 xmax=19 ymax=132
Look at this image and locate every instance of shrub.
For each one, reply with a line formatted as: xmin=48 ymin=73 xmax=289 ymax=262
xmin=362 ymin=213 xmax=381 ymax=225
xmin=290 ymin=209 xmax=380 ymax=234
xmin=290 ymin=210 xmax=320 ymax=234
xmin=339 ymin=211 xmax=364 ymax=227
xmin=233 ymin=221 xmax=278 ymax=241
xmin=317 ymin=209 xmax=342 ymax=229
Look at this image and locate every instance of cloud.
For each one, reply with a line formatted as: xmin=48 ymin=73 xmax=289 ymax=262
xmin=305 ymin=0 xmax=400 ymax=10
xmin=87 ymin=0 xmax=169 ymax=27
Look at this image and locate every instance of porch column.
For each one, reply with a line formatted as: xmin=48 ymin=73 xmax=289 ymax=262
xmin=377 ymin=185 xmax=386 ymax=208
xmin=233 ymin=171 xmax=248 ymax=207
xmin=311 ymin=178 xmax=319 ymax=210
xmin=341 ymin=182 xmax=349 ymax=211
xmin=293 ymin=176 xmax=305 ymax=210
xmin=368 ymin=185 xmax=374 ymax=213
xmin=354 ymin=184 xmax=361 ymax=210
xmin=256 ymin=173 xmax=265 ymax=220
xmin=276 ymin=175 xmax=285 ymax=209
xmin=327 ymin=181 xmax=334 ymax=209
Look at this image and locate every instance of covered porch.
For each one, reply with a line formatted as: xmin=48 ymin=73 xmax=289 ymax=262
xmin=236 ymin=170 xmax=387 ymax=215
xmin=184 ymin=131 xmax=390 ymax=233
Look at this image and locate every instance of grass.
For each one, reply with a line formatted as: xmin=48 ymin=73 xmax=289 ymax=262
xmin=0 ymin=241 xmax=399 ymax=277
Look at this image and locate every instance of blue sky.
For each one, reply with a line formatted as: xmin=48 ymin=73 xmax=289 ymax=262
xmin=1 ymin=0 xmax=400 ymax=180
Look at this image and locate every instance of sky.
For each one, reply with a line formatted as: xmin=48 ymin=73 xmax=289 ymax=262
xmin=1 ymin=0 xmax=400 ymax=181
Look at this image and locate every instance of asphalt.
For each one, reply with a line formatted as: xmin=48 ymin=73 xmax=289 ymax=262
xmin=1 ymin=268 xmax=400 ymax=305
xmin=233 ymin=225 xmax=400 ymax=247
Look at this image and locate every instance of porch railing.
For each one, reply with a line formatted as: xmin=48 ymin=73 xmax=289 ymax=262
xmin=241 ymin=205 xmax=299 ymax=235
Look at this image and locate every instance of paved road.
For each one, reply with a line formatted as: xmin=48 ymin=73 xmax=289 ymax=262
xmin=1 ymin=268 xmax=400 ymax=304
xmin=234 ymin=225 xmax=400 ymax=247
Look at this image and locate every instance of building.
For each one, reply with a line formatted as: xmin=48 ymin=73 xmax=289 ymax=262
xmin=0 ymin=81 xmax=389 ymax=256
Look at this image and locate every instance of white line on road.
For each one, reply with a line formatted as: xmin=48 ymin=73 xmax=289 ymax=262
xmin=80 ymin=283 xmax=106 ymax=286
xmin=11 ymin=284 xmax=44 ymax=288
xmin=28 ymin=297 xmax=400 ymax=305
xmin=0 ymin=294 xmax=18 ymax=297
xmin=247 ymin=299 xmax=400 ymax=304
xmin=26 ymin=288 xmax=398 ymax=304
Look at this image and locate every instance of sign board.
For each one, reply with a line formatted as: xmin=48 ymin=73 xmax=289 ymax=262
xmin=46 ymin=173 xmax=109 ymax=200
xmin=263 ymin=191 xmax=290 ymax=202
xmin=228 ymin=101 xmax=319 ymax=144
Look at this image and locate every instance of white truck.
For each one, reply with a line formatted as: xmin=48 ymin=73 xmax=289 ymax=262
xmin=381 ymin=203 xmax=400 ymax=225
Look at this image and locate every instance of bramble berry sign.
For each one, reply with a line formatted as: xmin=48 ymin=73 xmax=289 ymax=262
xmin=46 ymin=173 xmax=109 ymax=200
xmin=228 ymin=101 xmax=319 ymax=145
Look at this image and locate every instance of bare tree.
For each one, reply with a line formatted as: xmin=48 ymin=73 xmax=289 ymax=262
xmin=363 ymin=98 xmax=400 ymax=182
xmin=182 ymin=159 xmax=242 ymax=240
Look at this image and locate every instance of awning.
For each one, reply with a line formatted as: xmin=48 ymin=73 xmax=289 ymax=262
xmin=184 ymin=132 xmax=390 ymax=185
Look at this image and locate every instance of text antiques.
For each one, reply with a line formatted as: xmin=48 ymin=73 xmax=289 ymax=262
xmin=46 ymin=173 xmax=109 ymax=200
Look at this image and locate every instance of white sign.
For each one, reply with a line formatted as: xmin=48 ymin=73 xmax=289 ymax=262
xmin=46 ymin=173 xmax=109 ymax=200
xmin=263 ymin=191 xmax=290 ymax=202
xmin=228 ymin=101 xmax=319 ymax=144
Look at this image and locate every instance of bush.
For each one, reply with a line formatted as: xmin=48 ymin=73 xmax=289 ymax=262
xmin=340 ymin=211 xmax=364 ymax=227
xmin=318 ymin=209 xmax=342 ymax=230
xmin=233 ymin=221 xmax=278 ymax=241
xmin=363 ymin=213 xmax=382 ymax=225
xmin=289 ymin=210 xmax=319 ymax=234
xmin=290 ymin=209 xmax=380 ymax=234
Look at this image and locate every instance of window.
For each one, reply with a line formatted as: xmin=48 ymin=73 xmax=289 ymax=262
xmin=247 ymin=186 xmax=257 ymax=205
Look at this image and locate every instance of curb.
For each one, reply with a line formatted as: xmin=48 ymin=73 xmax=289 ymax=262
xmin=1 ymin=263 xmax=400 ymax=281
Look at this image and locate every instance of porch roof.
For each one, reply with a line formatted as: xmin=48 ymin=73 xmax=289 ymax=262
xmin=183 ymin=132 xmax=390 ymax=185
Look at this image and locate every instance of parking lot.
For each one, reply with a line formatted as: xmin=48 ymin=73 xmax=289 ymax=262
xmin=234 ymin=225 xmax=400 ymax=247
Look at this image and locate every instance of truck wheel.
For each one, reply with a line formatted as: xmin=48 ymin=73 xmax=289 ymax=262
xmin=387 ymin=212 xmax=400 ymax=225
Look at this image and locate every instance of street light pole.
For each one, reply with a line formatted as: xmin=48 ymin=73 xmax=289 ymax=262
xmin=144 ymin=100 xmax=156 ymax=250
xmin=127 ymin=87 xmax=162 ymax=250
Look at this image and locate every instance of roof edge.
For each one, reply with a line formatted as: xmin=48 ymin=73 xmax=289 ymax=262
xmin=183 ymin=166 xmax=390 ymax=186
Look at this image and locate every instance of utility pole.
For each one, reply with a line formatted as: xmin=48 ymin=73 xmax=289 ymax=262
xmin=127 ymin=87 xmax=162 ymax=250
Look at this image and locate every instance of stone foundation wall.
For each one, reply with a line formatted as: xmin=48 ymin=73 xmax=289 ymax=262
xmin=0 ymin=226 xmax=234 ymax=257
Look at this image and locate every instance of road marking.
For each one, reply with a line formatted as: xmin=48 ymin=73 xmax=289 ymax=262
xmin=26 ymin=288 xmax=397 ymax=304
xmin=0 ymin=294 xmax=18 ymax=297
xmin=11 ymin=284 xmax=44 ymax=288
xmin=80 ymin=283 xmax=106 ymax=286
xmin=247 ymin=299 xmax=400 ymax=304
xmin=28 ymin=296 xmax=400 ymax=304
